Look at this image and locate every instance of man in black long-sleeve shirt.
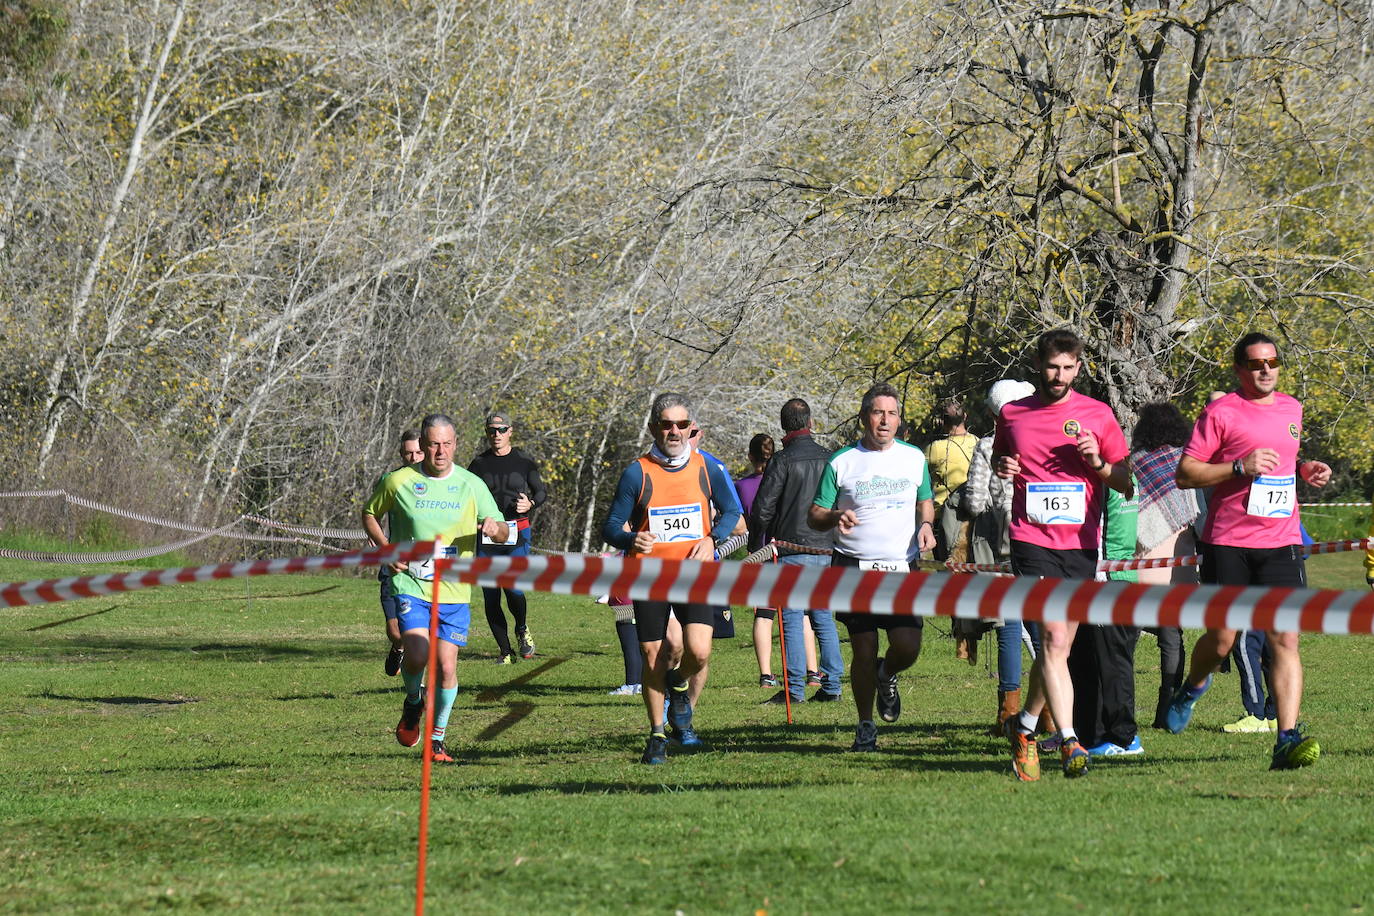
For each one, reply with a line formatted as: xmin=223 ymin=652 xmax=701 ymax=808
xmin=468 ymin=412 xmax=548 ymax=662
xmin=750 ymin=398 xmax=844 ymax=704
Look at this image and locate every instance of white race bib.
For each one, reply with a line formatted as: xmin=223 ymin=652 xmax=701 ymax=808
xmin=648 ymin=503 xmax=705 ymax=542
xmin=1026 ymin=482 xmax=1087 ymax=526
xmin=410 ymin=545 xmax=458 ymax=581
xmin=859 ymin=559 xmax=908 ymax=572
xmin=481 ymin=520 xmax=520 ymax=546
xmin=1246 ymin=475 xmax=1296 ymax=518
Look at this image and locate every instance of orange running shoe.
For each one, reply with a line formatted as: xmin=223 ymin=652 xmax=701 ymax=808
xmin=1004 ymin=717 xmax=1040 ymax=782
xmin=1061 ymin=739 xmax=1090 ymax=779
xmin=395 ymin=695 xmax=424 ymax=748
xmin=430 ymin=738 xmax=457 ymax=764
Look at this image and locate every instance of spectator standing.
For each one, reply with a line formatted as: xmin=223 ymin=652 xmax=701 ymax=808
xmin=751 ymin=399 xmax=844 ymax=706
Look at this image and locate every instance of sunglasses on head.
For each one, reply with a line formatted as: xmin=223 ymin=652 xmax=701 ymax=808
xmin=656 ymin=419 xmax=692 ymax=431
xmin=485 ymin=425 xmax=510 ymax=435
xmin=1244 ymin=357 xmax=1280 ymax=370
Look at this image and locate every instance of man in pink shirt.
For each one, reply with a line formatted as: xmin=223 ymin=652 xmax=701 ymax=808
xmin=993 ymin=329 xmax=1132 ymax=780
xmin=1166 ymin=332 xmax=1332 ymax=771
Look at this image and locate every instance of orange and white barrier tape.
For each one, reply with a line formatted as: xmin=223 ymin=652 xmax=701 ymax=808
xmin=6 ymin=542 xmax=1374 ymax=635
xmin=1300 ymin=502 xmax=1371 ymax=508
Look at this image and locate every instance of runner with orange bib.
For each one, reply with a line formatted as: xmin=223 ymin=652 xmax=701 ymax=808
xmin=601 ymin=392 xmax=742 ymax=764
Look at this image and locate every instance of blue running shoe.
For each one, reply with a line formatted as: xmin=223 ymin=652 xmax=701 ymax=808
xmin=1165 ymin=676 xmax=1212 ymax=734
xmin=1087 ymin=735 xmax=1144 ymax=758
xmin=1270 ymin=723 xmax=1320 ymax=771
xmin=641 ymin=732 xmax=669 ymax=764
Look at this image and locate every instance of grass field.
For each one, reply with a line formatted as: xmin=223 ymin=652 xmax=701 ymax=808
xmin=3 ymin=537 xmax=1374 ymax=914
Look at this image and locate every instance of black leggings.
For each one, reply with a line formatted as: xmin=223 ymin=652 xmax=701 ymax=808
xmin=616 ymin=619 xmax=643 ymax=685
xmin=483 ymin=586 xmax=528 ymax=655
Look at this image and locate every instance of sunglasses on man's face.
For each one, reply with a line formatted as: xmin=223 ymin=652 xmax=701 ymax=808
xmin=1244 ymin=357 xmax=1280 ymax=371
xmin=486 ymin=426 xmax=510 ymax=435
xmin=656 ymin=419 xmax=692 ymax=432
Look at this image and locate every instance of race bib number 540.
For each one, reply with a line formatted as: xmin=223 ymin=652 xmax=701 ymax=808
xmin=648 ymin=503 xmax=705 ymax=541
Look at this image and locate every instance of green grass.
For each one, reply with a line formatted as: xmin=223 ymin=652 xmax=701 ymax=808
xmin=2 ymin=552 xmax=1374 ymax=914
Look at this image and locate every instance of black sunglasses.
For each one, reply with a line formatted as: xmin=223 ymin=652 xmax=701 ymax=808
xmin=656 ymin=419 xmax=692 ymax=431
xmin=485 ymin=426 xmax=510 ymax=435
xmin=1244 ymin=357 xmax=1280 ymax=370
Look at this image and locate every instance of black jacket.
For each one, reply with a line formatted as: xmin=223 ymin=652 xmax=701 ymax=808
xmin=749 ymin=432 xmax=834 ymax=555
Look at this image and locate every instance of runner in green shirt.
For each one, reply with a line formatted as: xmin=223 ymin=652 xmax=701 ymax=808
xmin=363 ymin=413 xmax=506 ymax=764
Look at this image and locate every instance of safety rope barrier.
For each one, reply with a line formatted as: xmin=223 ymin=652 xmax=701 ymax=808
xmin=0 ymin=488 xmax=368 ymax=542
xmin=7 ymin=546 xmax=1374 ymax=635
xmin=0 ymin=522 xmax=236 ymax=563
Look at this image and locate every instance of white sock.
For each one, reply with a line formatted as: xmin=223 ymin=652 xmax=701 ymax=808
xmin=1060 ymin=727 xmax=1078 ymax=742
xmin=1017 ymin=710 xmax=1038 ymax=735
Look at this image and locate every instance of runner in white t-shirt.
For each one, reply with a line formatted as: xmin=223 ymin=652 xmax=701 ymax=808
xmin=1165 ymin=331 xmax=1332 ymax=771
xmin=809 ymin=382 xmax=935 ymax=752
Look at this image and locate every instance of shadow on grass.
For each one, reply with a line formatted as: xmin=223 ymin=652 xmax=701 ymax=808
xmin=30 ymin=692 xmax=197 ymax=705
xmin=27 ymin=605 xmax=119 ymax=632
xmin=273 ymin=687 xmax=396 ymax=701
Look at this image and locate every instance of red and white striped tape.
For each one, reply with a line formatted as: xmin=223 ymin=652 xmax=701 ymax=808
xmin=1299 ymin=502 xmax=1371 ymax=508
xmin=0 ymin=542 xmax=429 ymax=607
xmin=6 ymin=541 xmax=1374 ymax=635
xmin=779 ymin=538 xmax=1372 ymax=575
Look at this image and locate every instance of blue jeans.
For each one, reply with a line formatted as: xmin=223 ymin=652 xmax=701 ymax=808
xmin=779 ymin=553 xmax=844 ymax=699
xmin=996 ymin=620 xmax=1024 ymax=692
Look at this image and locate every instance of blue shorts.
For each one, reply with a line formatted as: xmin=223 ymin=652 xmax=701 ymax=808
xmin=379 ymin=573 xmax=402 ymax=621
xmin=396 ymin=593 xmax=470 ymax=647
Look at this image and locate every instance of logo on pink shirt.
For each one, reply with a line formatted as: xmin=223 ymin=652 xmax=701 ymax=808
xmin=1062 ymin=419 xmax=1081 ymax=437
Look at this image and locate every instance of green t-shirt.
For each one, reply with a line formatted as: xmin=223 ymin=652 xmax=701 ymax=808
xmin=364 ymin=464 xmax=501 ymax=604
xmin=1104 ymin=478 xmax=1139 ymax=583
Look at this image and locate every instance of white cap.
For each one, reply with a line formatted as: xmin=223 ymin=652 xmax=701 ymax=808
xmin=986 ymin=379 xmax=1036 ymax=416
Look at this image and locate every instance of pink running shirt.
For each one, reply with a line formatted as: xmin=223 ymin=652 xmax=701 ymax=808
xmin=992 ymin=390 xmax=1128 ymax=551
xmin=1183 ymin=391 xmax=1304 ymax=549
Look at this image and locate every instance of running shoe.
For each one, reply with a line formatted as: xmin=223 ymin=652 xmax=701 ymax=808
xmin=851 ymin=720 xmax=878 ymax=752
xmin=759 ymin=673 xmax=780 ymax=688
xmin=1270 ymin=723 xmax=1321 ymax=771
xmin=1086 ymin=735 xmax=1144 ymax=758
xmin=494 ymin=653 xmax=516 ymax=666
xmin=1221 ymin=713 xmax=1269 ymax=734
xmin=806 ymin=670 xmax=822 ymax=687
xmin=641 ymin=732 xmax=669 ymax=765
xmin=384 ymin=645 xmax=404 ymax=677
xmin=1003 ymin=718 xmax=1040 ymax=782
xmin=1061 ymin=739 xmax=1090 ymax=778
xmin=1165 ymin=675 xmax=1212 ymax=734
xmin=516 ymin=627 xmax=536 ymax=659
xmin=667 ymin=705 xmax=703 ymax=747
xmin=608 ymin=683 xmax=642 ymax=696
xmin=395 ymin=695 xmax=424 ymax=748
xmin=1037 ymin=732 xmax=1063 ymax=753
xmin=875 ymin=659 xmax=901 ymax=723
xmin=429 ymin=738 xmax=457 ymax=764
xmin=763 ymin=690 xmax=803 ymax=705
xmin=810 ymin=690 xmax=843 ymax=703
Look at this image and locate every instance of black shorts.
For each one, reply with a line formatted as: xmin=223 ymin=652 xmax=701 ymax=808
xmin=633 ymin=601 xmax=715 ymax=643
xmin=1199 ymin=542 xmax=1306 ymax=589
xmin=1009 ymin=541 xmax=1098 ymax=581
xmin=830 ymin=552 xmax=923 ymax=634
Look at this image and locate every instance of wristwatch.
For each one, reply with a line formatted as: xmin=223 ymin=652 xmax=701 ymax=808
xmin=1231 ymin=459 xmax=1244 ymax=477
